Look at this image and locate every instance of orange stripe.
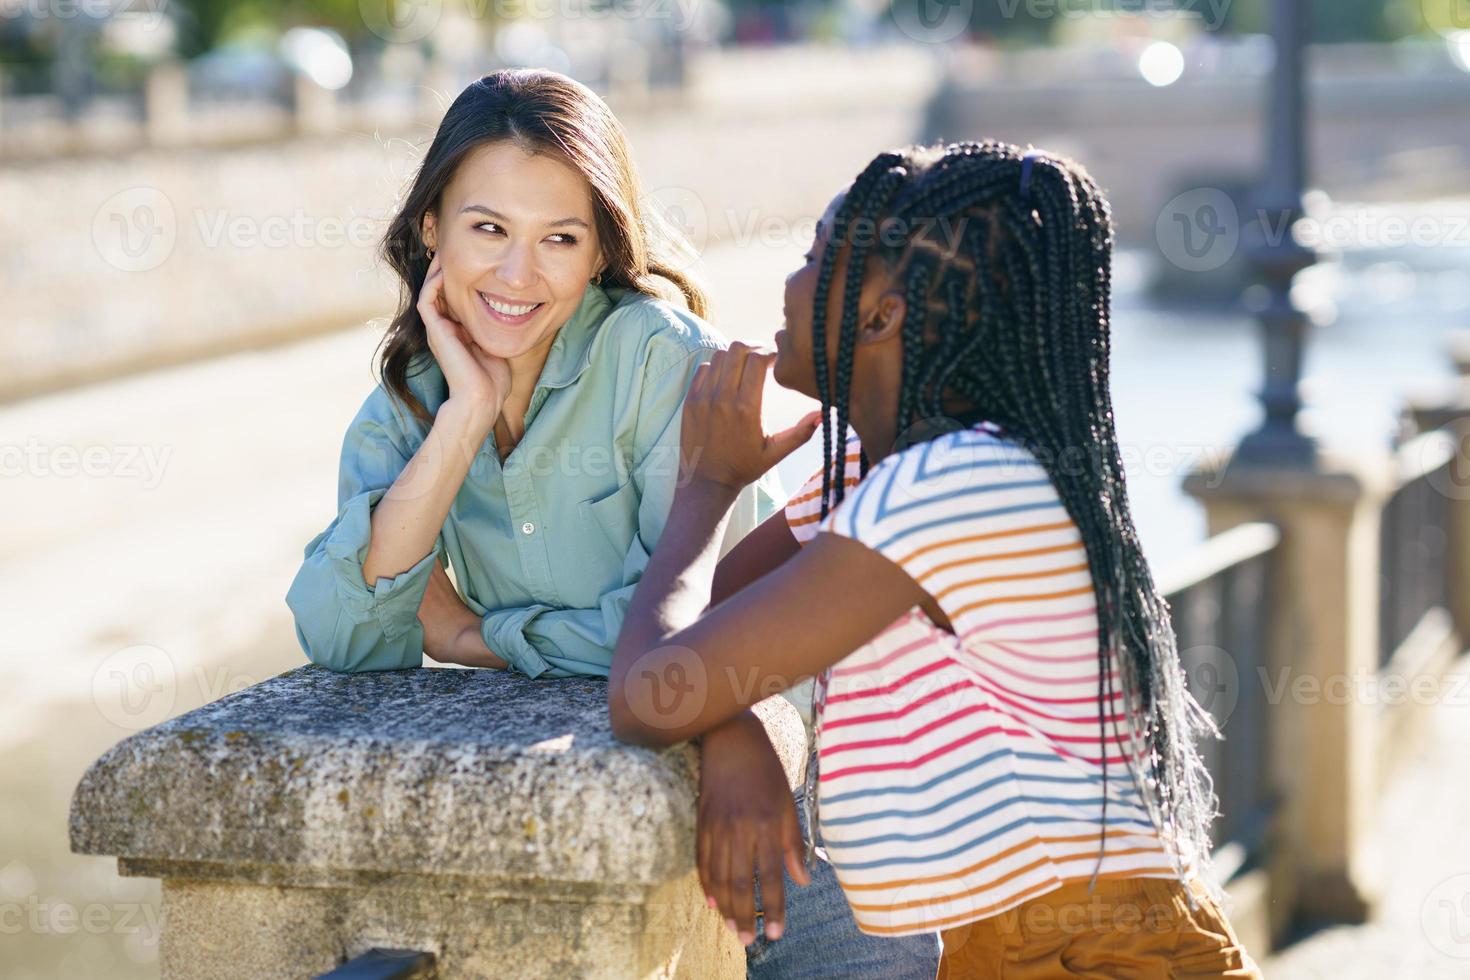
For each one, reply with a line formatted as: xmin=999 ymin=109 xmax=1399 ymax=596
xmin=838 ymin=829 xmax=1146 ymax=893
xmin=931 ymin=562 xmax=1091 ymax=602
xmin=847 ymin=846 xmax=1170 ymax=913
xmin=951 ymin=583 xmax=1094 ymax=617
xmin=787 ymin=476 xmax=862 ymax=508
xmin=852 ymin=867 xmax=1181 ymax=934
xmin=913 ymin=542 xmax=1086 ymax=584
xmin=895 ymin=520 xmax=1076 ymax=568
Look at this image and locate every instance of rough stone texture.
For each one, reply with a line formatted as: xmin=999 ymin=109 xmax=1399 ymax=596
xmin=69 ymin=665 xmax=805 ymax=978
xmin=72 ymin=665 xmax=804 ymax=886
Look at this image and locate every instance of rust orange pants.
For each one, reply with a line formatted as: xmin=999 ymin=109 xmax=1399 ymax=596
xmin=935 ymin=876 xmax=1263 ymax=979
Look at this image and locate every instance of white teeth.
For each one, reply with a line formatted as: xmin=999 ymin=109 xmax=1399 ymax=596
xmin=481 ymin=293 xmax=541 ymax=317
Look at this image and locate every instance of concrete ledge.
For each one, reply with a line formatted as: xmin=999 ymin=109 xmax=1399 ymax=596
xmin=69 ymin=665 xmax=806 ymax=979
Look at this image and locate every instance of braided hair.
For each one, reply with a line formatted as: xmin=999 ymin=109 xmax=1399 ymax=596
xmin=811 ymin=141 xmax=1219 ymax=882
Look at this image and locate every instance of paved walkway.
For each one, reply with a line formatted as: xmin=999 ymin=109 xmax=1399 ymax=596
xmin=1263 ymin=654 xmax=1470 ymax=978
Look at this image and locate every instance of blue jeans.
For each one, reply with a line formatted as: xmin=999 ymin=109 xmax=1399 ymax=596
xmin=745 ymin=793 xmax=940 ymax=980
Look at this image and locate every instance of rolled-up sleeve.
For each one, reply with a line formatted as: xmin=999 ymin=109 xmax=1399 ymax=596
xmin=479 ymin=347 xmax=784 ymax=680
xmin=285 ymin=391 xmax=442 ymax=673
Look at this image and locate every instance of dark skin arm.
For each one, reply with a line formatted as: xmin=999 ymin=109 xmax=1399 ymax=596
xmin=608 ymin=343 xmax=934 ymax=745
xmin=696 ymin=509 xmax=807 ymax=944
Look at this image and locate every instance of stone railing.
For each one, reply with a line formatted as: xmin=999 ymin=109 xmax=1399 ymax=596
xmin=70 ymin=666 xmax=804 ymax=979
xmin=1181 ymin=333 xmax=1470 ymax=937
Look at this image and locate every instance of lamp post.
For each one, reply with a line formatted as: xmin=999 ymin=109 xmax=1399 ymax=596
xmin=1234 ymin=0 xmax=1319 ymax=466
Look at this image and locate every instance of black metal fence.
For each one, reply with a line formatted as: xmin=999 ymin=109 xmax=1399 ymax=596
xmin=1379 ymin=432 xmax=1456 ymax=667
xmin=1161 ymin=522 xmax=1280 ymax=875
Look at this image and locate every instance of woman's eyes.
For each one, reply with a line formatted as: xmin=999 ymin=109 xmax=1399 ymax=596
xmin=472 ymin=222 xmax=578 ymax=246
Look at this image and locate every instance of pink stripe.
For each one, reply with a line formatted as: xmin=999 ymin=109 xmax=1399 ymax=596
xmin=822 ymin=703 xmax=1136 ymax=759
xmin=820 ymin=723 xmax=1149 ymax=781
xmin=825 ymin=668 xmax=1126 ymax=732
xmin=962 ymin=605 xmax=1097 ymax=639
xmin=825 ymin=657 xmax=950 ymax=706
xmin=968 ymin=669 xmax=1122 ymax=707
xmin=988 ymin=639 xmax=1097 ymax=665
xmin=970 ymin=678 xmax=1128 ymax=728
xmin=822 ymin=679 xmax=975 ymax=731
xmin=977 ymin=654 xmax=1119 ymax=688
xmin=831 ymin=628 xmax=933 ymax=679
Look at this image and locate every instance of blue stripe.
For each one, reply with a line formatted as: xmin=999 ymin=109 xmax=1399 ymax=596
xmin=821 ymin=749 xmax=1145 ymax=808
xmin=822 ymin=793 xmax=1155 ymax=850
xmin=820 ymin=769 xmax=1153 ymax=829
xmin=867 ymin=499 xmax=1067 ymax=553
xmin=825 ymin=812 xmax=1160 ymax=873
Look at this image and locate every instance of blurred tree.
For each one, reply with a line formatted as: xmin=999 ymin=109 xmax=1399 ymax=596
xmin=1198 ymin=0 xmax=1423 ymax=41
xmin=172 ymin=0 xmax=366 ymax=57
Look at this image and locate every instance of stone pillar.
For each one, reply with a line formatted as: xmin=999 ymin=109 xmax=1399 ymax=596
xmin=293 ymin=74 xmax=338 ymax=138
xmin=70 ymin=666 xmax=805 ymax=979
xmin=145 ymin=61 xmax=189 ymax=148
xmin=1184 ymin=453 xmax=1391 ymax=924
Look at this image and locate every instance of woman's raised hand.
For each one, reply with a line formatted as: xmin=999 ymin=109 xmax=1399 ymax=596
xmin=419 ymin=255 xmax=512 ymax=424
xmin=679 ymin=343 xmax=821 ymax=491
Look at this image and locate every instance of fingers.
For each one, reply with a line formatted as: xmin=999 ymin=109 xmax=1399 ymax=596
xmin=781 ymin=799 xmax=812 ymax=888
xmin=765 ymin=410 xmax=822 ymax=466
xmin=696 ymin=815 xmax=716 ymax=910
xmin=714 ymin=341 xmax=752 ymax=400
xmin=755 ymin=839 xmax=786 ymax=942
xmin=726 ymin=839 xmax=758 ymax=946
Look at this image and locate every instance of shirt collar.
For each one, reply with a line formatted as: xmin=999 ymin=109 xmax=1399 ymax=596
xmin=533 ymin=281 xmax=613 ymax=392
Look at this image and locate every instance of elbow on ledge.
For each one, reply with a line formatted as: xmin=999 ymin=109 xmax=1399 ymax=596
xmin=606 ymin=690 xmax=683 ymax=749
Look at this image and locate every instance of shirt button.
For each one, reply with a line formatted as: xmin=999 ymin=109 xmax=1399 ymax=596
xmin=521 ymin=522 xmax=535 ymax=535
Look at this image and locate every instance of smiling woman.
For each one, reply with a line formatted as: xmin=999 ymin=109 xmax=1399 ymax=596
xmin=284 ymin=68 xmax=756 ymax=679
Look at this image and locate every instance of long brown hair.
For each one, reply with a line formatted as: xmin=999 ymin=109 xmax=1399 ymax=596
xmin=376 ymin=69 xmax=707 ymax=428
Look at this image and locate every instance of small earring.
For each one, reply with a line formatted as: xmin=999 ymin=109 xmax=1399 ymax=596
xmin=591 ymin=269 xmax=604 ymax=285
xmin=426 ymin=246 xmax=435 ymax=260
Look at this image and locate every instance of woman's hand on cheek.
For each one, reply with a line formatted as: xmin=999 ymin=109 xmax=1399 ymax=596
xmin=419 ymin=255 xmax=512 ymax=426
xmin=679 ymin=344 xmax=821 ymax=492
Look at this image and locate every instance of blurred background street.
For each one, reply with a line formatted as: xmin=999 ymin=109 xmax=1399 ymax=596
xmin=5 ymin=0 xmax=1470 ymax=976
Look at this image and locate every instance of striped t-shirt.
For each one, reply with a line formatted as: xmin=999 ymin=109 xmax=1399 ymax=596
xmin=786 ymin=423 xmax=1178 ymax=937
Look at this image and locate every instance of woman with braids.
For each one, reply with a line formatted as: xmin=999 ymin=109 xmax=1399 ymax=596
xmin=286 ymin=69 xmax=940 ymax=979
xmin=610 ymin=140 xmax=1263 ymax=977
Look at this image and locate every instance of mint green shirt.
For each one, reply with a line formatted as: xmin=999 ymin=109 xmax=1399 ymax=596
xmin=286 ymin=283 xmax=784 ymax=679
